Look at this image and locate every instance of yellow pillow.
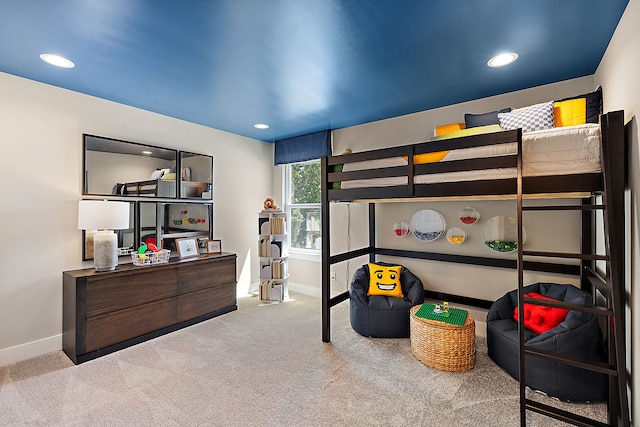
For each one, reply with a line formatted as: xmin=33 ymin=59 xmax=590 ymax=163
xmin=435 ymin=122 xmax=466 ymax=136
xmin=554 ymin=98 xmax=587 ymax=127
xmin=414 ymin=152 xmax=449 ymax=164
xmin=367 ymin=264 xmax=403 ymax=298
xmin=402 ymin=152 xmax=450 ymax=164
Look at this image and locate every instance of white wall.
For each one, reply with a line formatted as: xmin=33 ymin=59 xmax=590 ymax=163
xmin=0 ymin=72 xmax=273 ymax=365
xmin=594 ymin=0 xmax=639 ymax=418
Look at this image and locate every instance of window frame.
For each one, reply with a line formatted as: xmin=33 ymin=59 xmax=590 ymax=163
xmin=283 ymin=159 xmax=322 ymax=257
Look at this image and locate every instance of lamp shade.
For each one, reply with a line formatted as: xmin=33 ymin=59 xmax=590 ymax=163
xmin=78 ymin=200 xmax=130 ymax=230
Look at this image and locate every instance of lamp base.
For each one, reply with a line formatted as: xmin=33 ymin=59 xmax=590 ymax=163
xmin=93 ymin=230 xmax=118 ymax=271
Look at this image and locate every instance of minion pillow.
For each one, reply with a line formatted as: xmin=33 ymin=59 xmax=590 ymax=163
xmin=367 ymin=264 xmax=404 ymax=298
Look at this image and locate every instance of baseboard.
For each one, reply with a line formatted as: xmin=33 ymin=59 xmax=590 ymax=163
xmin=288 ymin=282 xmax=321 ymax=298
xmin=0 ymin=334 xmax=61 ymax=367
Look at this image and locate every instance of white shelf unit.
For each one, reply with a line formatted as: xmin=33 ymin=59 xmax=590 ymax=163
xmin=258 ymin=210 xmax=289 ymax=302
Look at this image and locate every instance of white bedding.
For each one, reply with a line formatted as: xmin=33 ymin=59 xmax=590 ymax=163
xmin=339 ymin=124 xmax=601 ymax=188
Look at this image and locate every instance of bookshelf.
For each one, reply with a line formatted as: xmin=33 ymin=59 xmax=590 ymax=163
xmin=258 ymin=210 xmax=289 ymax=302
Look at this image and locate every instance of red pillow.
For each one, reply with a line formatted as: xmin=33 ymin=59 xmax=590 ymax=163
xmin=513 ymin=292 xmax=569 ymax=334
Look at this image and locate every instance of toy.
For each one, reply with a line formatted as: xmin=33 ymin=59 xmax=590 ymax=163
xmin=433 ymin=301 xmax=450 ymax=317
xmin=138 ymin=244 xmax=148 ymax=254
xmin=263 ymin=197 xmax=279 ymax=210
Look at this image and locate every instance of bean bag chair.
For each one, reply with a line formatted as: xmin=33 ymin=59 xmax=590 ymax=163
xmin=350 ymin=262 xmax=424 ymax=338
xmin=487 ymin=282 xmax=606 ymax=402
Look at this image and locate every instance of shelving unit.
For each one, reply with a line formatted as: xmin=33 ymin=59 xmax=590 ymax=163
xmin=258 ymin=210 xmax=289 ymax=302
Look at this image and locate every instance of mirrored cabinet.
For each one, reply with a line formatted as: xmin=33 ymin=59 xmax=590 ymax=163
xmin=82 ymin=134 xmax=214 ymax=262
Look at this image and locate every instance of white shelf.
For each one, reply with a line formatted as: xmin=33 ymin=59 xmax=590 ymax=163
xmin=258 ymin=210 xmax=289 ymax=302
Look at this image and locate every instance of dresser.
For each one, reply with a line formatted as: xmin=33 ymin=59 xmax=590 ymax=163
xmin=63 ymin=252 xmax=237 ymax=364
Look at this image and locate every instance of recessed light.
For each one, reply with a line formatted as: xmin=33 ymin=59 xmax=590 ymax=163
xmin=40 ymin=53 xmax=75 ymax=68
xmin=254 ymin=123 xmax=269 ymax=129
xmin=487 ymin=52 xmax=518 ymax=67
xmin=142 ymin=150 xmax=153 ymax=155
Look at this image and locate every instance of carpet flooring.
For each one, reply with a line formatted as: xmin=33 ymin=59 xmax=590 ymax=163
xmin=0 ymin=292 xmax=607 ymax=426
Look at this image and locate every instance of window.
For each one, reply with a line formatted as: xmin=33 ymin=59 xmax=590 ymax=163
xmin=284 ymin=160 xmax=321 ymax=252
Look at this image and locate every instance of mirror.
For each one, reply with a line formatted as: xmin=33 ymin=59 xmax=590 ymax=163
xmin=140 ymin=202 xmax=213 ymax=257
xmin=180 ymin=151 xmax=213 ymax=199
xmin=82 ymin=201 xmax=136 ymax=261
xmin=83 ymin=134 xmax=178 ymax=198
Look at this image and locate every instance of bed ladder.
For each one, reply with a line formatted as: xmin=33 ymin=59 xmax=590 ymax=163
xmin=515 ymin=111 xmax=629 ymax=426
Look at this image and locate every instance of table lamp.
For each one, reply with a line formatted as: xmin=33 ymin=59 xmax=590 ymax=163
xmin=78 ymin=200 xmax=130 ymax=271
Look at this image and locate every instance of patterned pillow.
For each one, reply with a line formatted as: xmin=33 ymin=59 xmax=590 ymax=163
xmin=498 ymin=101 xmax=554 ymax=133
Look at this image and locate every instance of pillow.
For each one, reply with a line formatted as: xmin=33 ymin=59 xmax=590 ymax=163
xmin=554 ymin=98 xmax=586 ymax=127
xmin=435 ymin=122 xmax=466 ymax=136
xmin=367 ymin=264 xmax=403 ymax=298
xmin=513 ymin=292 xmax=569 ymax=334
xmin=465 ymin=108 xmax=511 ymax=128
xmin=555 ymin=87 xmax=603 ymax=125
xmin=431 ymin=124 xmax=502 ymax=141
xmin=402 ymin=152 xmax=449 ymax=164
xmin=331 ymin=164 xmax=343 ymax=189
xmin=498 ymin=101 xmax=554 ymax=133
xmin=150 ymin=168 xmax=164 ymax=180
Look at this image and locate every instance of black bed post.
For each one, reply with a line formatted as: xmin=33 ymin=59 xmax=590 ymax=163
xmin=369 ymin=203 xmax=376 ymax=263
xmin=580 ymin=197 xmax=596 ymax=300
xmin=515 ymin=129 xmax=526 ymax=426
xmin=600 ymin=110 xmax=629 ymax=426
xmin=321 ymin=156 xmax=331 ymax=342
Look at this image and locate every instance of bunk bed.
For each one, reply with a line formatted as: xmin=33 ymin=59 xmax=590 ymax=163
xmin=320 ymin=110 xmax=628 ymax=426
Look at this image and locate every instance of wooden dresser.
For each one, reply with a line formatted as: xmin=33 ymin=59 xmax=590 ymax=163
xmin=63 ymin=252 xmax=237 ymax=364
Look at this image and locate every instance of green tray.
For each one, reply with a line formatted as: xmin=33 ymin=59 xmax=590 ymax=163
xmin=415 ymin=303 xmax=468 ymax=326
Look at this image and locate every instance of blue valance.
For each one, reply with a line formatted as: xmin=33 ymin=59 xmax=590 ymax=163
xmin=274 ymin=130 xmax=331 ymax=165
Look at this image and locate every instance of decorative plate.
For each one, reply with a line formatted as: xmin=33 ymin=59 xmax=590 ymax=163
xmin=446 ymin=227 xmax=467 ymax=245
xmin=458 ymin=207 xmax=480 ymax=225
xmin=392 ymin=221 xmax=410 ymax=237
xmin=410 ymin=210 xmax=446 ymax=242
xmin=482 ymin=216 xmax=526 ymax=253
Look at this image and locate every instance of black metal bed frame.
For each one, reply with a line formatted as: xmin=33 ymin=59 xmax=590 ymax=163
xmin=320 ymin=111 xmax=629 ymax=426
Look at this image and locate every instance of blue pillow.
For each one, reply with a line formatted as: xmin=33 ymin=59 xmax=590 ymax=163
xmin=465 ymin=108 xmax=511 ymax=128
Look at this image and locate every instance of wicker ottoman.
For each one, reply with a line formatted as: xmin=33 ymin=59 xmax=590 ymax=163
xmin=410 ymin=304 xmax=476 ymax=372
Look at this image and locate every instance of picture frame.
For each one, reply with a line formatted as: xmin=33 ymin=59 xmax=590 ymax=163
xmin=207 ymin=239 xmax=222 ymax=254
xmin=176 ymin=237 xmax=199 ymax=259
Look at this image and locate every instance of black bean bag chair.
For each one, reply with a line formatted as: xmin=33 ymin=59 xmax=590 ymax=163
xmin=486 ymin=282 xmax=606 ymax=402
xmin=350 ymin=263 xmax=424 ymax=338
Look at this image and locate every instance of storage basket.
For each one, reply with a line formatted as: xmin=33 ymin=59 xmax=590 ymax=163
xmin=410 ymin=304 xmax=475 ymax=372
xmin=131 ymin=249 xmax=171 ymax=266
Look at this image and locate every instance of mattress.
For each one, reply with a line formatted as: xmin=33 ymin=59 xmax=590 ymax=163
xmin=340 ymin=124 xmax=601 ymax=189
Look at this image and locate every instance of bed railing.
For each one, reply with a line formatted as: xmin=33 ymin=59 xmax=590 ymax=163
xmin=326 ymin=126 xmax=603 ymax=201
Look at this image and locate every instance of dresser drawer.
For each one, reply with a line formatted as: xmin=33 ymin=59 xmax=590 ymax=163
xmin=178 ymin=257 xmax=236 ymax=294
xmin=86 ymin=269 xmax=178 ymax=317
xmin=178 ymin=282 xmax=236 ymax=322
xmin=85 ymin=298 xmax=178 ymax=352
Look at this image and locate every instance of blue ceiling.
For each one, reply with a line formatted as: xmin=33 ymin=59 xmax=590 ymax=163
xmin=0 ymin=1 xmax=628 ymax=142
